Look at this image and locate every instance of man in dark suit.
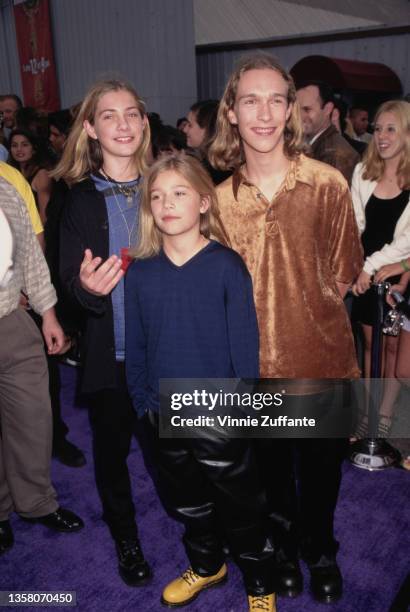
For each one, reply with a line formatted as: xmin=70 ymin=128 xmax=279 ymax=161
xmin=296 ymin=80 xmax=359 ymax=184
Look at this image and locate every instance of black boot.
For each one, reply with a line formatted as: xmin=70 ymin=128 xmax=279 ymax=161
xmin=276 ymin=557 xmax=303 ymax=598
xmin=308 ymin=555 xmax=343 ymax=604
xmin=116 ymin=539 xmax=152 ymax=587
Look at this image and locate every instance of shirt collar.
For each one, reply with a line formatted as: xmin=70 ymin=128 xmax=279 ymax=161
xmin=309 ymin=125 xmax=329 ymax=145
xmin=310 ymin=124 xmax=338 ymax=146
xmin=232 ymin=154 xmax=315 ymax=201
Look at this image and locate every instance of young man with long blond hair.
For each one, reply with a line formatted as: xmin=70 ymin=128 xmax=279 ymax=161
xmin=209 ymin=53 xmax=363 ymax=605
xmin=55 ymin=79 xmax=152 ymax=587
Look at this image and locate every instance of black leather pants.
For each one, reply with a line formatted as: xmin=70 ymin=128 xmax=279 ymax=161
xmin=148 ymin=413 xmax=275 ymax=595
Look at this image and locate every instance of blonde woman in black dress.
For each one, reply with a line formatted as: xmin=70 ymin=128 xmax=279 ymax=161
xmin=352 ymin=100 xmax=410 ymax=435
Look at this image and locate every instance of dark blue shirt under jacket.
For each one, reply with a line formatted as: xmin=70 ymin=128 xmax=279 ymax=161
xmin=124 ymin=240 xmax=259 ymax=417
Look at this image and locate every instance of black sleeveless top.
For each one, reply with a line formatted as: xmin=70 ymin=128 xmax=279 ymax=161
xmin=361 ymin=190 xmax=410 ymax=258
xmin=354 ymin=190 xmax=410 ymax=326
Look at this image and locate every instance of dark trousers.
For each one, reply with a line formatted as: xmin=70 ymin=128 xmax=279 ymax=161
xmin=256 ymin=437 xmax=348 ymax=564
xmin=88 ymin=363 xmax=138 ymax=541
xmin=27 ymin=311 xmax=69 ymax=449
xmin=148 ymin=414 xmax=275 ymax=596
xmin=48 ymin=356 xmax=69 ymax=447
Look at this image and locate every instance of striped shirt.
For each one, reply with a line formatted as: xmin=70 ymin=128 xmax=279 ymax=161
xmin=0 ymin=177 xmax=56 ymax=319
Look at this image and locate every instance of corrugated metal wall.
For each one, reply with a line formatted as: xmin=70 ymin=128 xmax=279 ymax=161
xmin=49 ymin=0 xmax=197 ymax=124
xmin=0 ymin=0 xmax=197 ymax=125
xmin=197 ymin=31 xmax=410 ymax=101
xmin=0 ymin=0 xmax=22 ymax=95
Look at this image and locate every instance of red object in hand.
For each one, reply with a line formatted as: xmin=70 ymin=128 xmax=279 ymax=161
xmin=120 ymin=247 xmax=132 ymax=273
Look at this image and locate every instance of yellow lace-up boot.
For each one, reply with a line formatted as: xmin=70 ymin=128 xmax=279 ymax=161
xmin=248 ymin=593 xmax=276 ymax=612
xmin=161 ymin=564 xmax=227 ymax=607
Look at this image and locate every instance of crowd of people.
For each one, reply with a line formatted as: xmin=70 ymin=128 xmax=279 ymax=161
xmin=0 ymin=52 xmax=409 ymax=612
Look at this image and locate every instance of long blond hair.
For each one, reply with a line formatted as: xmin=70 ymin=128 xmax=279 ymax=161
xmin=130 ymin=152 xmax=223 ymax=259
xmin=362 ymin=100 xmax=410 ymax=189
xmin=52 ymin=79 xmax=150 ymax=185
xmin=208 ymin=52 xmax=305 ymax=171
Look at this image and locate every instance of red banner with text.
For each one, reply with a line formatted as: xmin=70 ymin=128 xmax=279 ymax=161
xmin=13 ymin=0 xmax=60 ymax=112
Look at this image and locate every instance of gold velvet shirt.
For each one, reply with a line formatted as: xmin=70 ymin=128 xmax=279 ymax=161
xmin=216 ymin=155 xmax=363 ymax=379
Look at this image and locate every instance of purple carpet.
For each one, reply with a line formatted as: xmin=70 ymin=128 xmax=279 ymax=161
xmin=1 ymin=365 xmax=409 ymax=612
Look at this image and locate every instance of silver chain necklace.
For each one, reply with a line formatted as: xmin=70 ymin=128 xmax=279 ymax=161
xmin=100 ymin=169 xmax=139 ymax=248
xmin=102 ymin=168 xmax=141 ymax=205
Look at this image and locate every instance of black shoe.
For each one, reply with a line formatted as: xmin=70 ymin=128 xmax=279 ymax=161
xmin=116 ymin=539 xmax=152 ymax=587
xmin=276 ymin=559 xmax=303 ymax=598
xmin=0 ymin=520 xmax=14 ymax=555
xmin=308 ymin=556 xmax=343 ymax=604
xmin=30 ymin=508 xmax=84 ymax=533
xmin=53 ymin=439 xmax=86 ymax=468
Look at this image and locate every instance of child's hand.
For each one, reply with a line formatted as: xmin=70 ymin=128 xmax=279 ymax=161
xmin=352 ymin=270 xmax=372 ymax=296
xmin=79 ymin=249 xmax=124 ymax=296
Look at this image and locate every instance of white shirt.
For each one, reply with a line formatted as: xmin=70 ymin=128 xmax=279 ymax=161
xmin=309 ymin=126 xmax=328 ymax=146
xmin=0 ymin=208 xmax=13 ymax=287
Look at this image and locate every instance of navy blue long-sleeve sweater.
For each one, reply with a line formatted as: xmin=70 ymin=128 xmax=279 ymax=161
xmin=124 ymin=240 xmax=259 ymax=417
